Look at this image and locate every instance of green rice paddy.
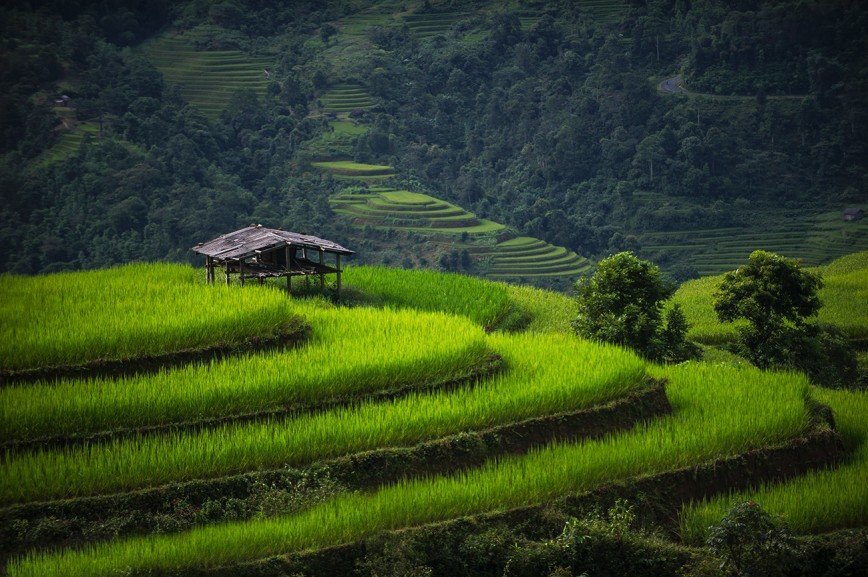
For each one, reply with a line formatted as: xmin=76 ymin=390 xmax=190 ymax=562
xmin=2 ymin=256 xmax=865 ymax=576
xmin=142 ymin=26 xmax=274 ymax=118
xmin=32 ymin=122 xmax=99 ymax=167
xmin=489 ymin=236 xmax=592 ymax=279
xmin=0 ymin=306 xmax=490 ymax=443
xmin=0 ymin=263 xmax=296 ymax=372
xmin=636 ymin=201 xmax=868 ymax=277
xmin=0 ymin=332 xmax=645 ymax=505
xmin=672 ymin=251 xmax=868 ymax=344
xmin=679 ymin=387 xmax=868 ymax=542
xmin=404 ymin=10 xmax=473 ymax=39
xmin=574 ymin=0 xmax=628 ymax=24
xmin=342 ymin=265 xmax=511 ymax=328
xmin=310 ymin=160 xmax=394 ymax=177
xmin=318 ymin=83 xmax=375 ymax=114
xmin=6 ymin=361 xmax=811 ymax=576
xmin=330 ymin=187 xmax=505 ymax=235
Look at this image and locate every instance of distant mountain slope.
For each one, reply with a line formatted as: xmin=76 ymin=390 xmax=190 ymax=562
xmin=142 ymin=25 xmax=274 ymax=118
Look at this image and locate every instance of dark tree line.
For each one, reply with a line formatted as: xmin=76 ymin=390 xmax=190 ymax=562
xmin=1 ymin=0 xmax=865 ymax=275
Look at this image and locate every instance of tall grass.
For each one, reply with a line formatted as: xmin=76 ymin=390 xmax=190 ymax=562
xmin=0 ymin=333 xmax=645 ymax=505
xmin=504 ymin=284 xmax=577 ymax=333
xmin=0 ymin=306 xmax=490 ymax=442
xmin=679 ymin=387 xmax=868 ymax=542
xmin=342 ymin=266 xmax=512 ymax=329
xmin=672 ymin=251 xmax=868 ymax=344
xmin=0 ymin=264 xmax=296 ymax=371
xmin=6 ymin=361 xmax=812 ymax=577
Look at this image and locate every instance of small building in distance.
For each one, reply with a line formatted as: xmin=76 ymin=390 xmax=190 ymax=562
xmin=843 ymin=208 xmax=864 ymax=221
xmin=193 ymin=225 xmax=353 ymax=297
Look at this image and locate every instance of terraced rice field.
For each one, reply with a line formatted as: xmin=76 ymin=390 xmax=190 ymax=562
xmin=311 ymin=160 xmax=394 ymax=181
xmin=33 ymin=122 xmax=99 ymax=166
xmin=2 ymin=262 xmax=864 ymax=577
xmin=488 ymin=236 xmax=592 ymax=279
xmin=680 ymin=386 xmax=868 ymax=541
xmin=333 ymin=7 xmax=402 ymax=37
xmin=143 ymin=27 xmax=274 ymax=118
xmin=636 ymin=206 xmax=868 ymax=277
xmin=331 ymin=187 xmax=505 ymax=234
xmin=318 ymin=83 xmax=375 ymax=115
xmin=0 ymin=263 xmax=297 ymax=373
xmin=574 ymin=0 xmax=628 ymax=23
xmin=404 ymin=10 xmax=473 ymax=38
xmin=672 ymin=251 xmax=868 ymax=344
xmin=331 ymin=188 xmax=591 ymax=284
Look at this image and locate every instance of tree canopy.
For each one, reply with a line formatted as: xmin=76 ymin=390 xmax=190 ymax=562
xmin=573 ymin=251 xmax=697 ymax=362
xmin=714 ymin=250 xmax=858 ymax=387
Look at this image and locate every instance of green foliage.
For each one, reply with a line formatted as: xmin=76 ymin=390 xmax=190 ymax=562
xmin=705 ymin=501 xmax=797 ymax=577
xmin=573 ymin=252 xmax=696 ymax=362
xmin=714 ymin=251 xmax=823 ymax=339
xmin=712 ymin=250 xmax=858 ymax=386
xmin=661 ymin=304 xmax=701 ymax=363
xmin=7 ymin=361 xmax=812 ymax=575
xmin=0 ymin=263 xmax=297 ymax=371
xmin=0 ymin=332 xmax=645 ymax=505
xmin=342 ymin=265 xmax=511 ymax=329
xmin=672 ymin=251 xmax=868 ymax=345
xmin=0 ymin=303 xmax=492 ymax=443
xmin=681 ymin=387 xmax=868 ymax=542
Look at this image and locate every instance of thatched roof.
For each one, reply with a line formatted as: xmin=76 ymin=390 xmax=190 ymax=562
xmin=193 ymin=225 xmax=353 ymax=261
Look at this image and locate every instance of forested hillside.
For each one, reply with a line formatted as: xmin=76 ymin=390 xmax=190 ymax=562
xmin=1 ymin=0 xmax=866 ymax=280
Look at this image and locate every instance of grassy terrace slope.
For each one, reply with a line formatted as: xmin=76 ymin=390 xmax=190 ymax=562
xmin=331 ymin=187 xmax=505 ymax=235
xmin=6 ymin=362 xmax=813 ymax=576
xmin=310 ymin=161 xmax=394 ymax=179
xmin=142 ymin=27 xmax=273 ymax=118
xmin=404 ymin=10 xmax=473 ymax=39
xmin=672 ymin=251 xmax=868 ymax=345
xmin=681 ymin=386 xmax=868 ymax=541
xmin=330 ymin=187 xmax=594 ymax=284
xmin=0 ymin=331 xmax=644 ymax=505
xmin=33 ymin=122 xmax=99 ymax=167
xmin=0 ymin=307 xmax=491 ymax=445
xmin=318 ymin=83 xmax=375 ymax=115
xmin=574 ymin=0 xmax=628 ymax=24
xmin=490 ymin=236 xmax=592 ymax=279
xmin=0 ymin=264 xmax=298 ymax=373
xmin=636 ymin=207 xmax=868 ymax=277
xmin=3 ymin=261 xmax=865 ymax=577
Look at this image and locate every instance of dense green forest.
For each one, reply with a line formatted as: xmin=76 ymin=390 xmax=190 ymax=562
xmin=1 ymin=0 xmax=866 ymax=278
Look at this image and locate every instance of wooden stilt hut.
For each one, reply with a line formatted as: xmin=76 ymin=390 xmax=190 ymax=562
xmin=193 ymin=225 xmax=353 ymax=298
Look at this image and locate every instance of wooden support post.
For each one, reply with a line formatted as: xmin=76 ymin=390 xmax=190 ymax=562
xmin=336 ymin=253 xmax=342 ymax=300
xmin=286 ymin=245 xmax=292 ymax=293
xmin=318 ymin=250 xmax=324 ymax=289
xmin=225 ymin=262 xmax=230 ymax=286
xmin=239 ymin=260 xmax=245 ymax=287
xmin=258 ymin=276 xmax=264 ymax=286
xmin=205 ymin=256 xmax=211 ymax=283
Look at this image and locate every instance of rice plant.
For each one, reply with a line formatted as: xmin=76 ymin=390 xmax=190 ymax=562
xmin=679 ymin=387 xmax=868 ymax=543
xmin=671 ymin=251 xmax=868 ymax=344
xmin=0 ymin=333 xmax=646 ymax=505
xmin=5 ymin=361 xmax=811 ymax=577
xmin=342 ymin=265 xmax=512 ymax=329
xmin=0 ymin=305 xmax=490 ymax=442
xmin=0 ymin=264 xmax=296 ymax=372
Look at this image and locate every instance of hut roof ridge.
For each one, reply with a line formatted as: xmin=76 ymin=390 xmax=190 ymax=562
xmin=193 ymin=226 xmax=353 ymax=260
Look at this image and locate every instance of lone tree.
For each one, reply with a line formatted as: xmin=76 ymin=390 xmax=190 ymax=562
xmin=572 ymin=251 xmax=697 ymax=362
xmin=706 ymin=501 xmax=797 ymax=577
xmin=714 ymin=250 xmax=858 ymax=386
